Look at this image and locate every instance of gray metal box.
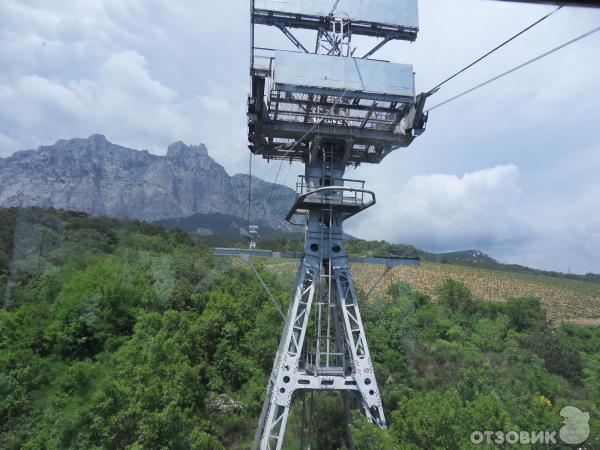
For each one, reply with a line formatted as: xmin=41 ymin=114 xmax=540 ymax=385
xmin=274 ymin=51 xmax=414 ymax=101
xmin=254 ymin=0 xmax=419 ymax=29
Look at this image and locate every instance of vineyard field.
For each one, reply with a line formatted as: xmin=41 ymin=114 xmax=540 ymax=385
xmin=263 ymin=260 xmax=600 ymax=324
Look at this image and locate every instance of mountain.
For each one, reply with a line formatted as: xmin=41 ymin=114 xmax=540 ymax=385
xmin=0 ymin=135 xmax=295 ymax=231
xmin=423 ymin=249 xmax=499 ymax=266
xmin=2 ymin=135 xmax=597 ymax=282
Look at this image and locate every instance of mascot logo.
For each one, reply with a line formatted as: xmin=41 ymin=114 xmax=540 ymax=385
xmin=559 ymin=406 xmax=590 ymax=445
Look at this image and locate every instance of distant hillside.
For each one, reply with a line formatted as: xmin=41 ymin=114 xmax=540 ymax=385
xmin=0 ymin=135 xmax=295 ymax=231
xmin=423 ymin=249 xmax=600 ymax=284
xmin=424 ymin=249 xmax=498 ymax=266
xmin=231 ymin=234 xmax=600 ymax=285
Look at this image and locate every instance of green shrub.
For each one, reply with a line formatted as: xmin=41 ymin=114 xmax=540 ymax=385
xmin=436 ymin=279 xmax=475 ymax=315
xmin=527 ymin=330 xmax=584 ymax=384
xmin=505 ymin=297 xmax=546 ymax=331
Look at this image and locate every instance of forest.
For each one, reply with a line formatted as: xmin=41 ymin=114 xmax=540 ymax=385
xmin=0 ymin=207 xmax=598 ymax=449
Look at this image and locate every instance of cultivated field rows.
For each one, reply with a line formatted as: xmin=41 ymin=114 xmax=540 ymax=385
xmin=262 ymin=260 xmax=600 ymax=323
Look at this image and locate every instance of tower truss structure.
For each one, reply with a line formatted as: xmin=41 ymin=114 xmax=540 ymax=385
xmin=246 ymin=1 xmax=429 ymax=448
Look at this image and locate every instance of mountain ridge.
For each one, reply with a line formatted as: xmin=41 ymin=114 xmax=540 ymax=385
xmin=0 ymin=134 xmax=295 ymax=231
xmin=3 ymin=136 xmax=597 ymax=281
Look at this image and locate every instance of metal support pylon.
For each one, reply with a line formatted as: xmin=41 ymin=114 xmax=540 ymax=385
xmin=252 ymin=142 xmax=386 ymax=449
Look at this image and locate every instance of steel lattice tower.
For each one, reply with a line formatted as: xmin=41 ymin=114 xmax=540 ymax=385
xmin=244 ymin=1 xmax=429 ymax=448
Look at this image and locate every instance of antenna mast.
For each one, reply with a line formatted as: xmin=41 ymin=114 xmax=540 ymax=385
xmin=247 ymin=1 xmax=429 ymax=447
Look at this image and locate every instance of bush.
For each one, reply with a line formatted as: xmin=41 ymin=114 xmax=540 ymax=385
xmin=505 ymin=297 xmax=546 ymax=331
xmin=391 ymin=390 xmax=467 ymax=448
xmin=436 ymin=279 xmax=474 ymax=315
xmin=350 ymin=415 xmax=398 ymax=450
xmin=1 ymin=208 xmax=598 ymax=449
xmin=387 ymin=282 xmax=412 ymax=300
xmin=527 ymin=330 xmax=584 ymax=384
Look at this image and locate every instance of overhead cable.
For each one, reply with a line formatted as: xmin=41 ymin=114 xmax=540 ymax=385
xmin=427 ymin=24 xmax=600 ymax=112
xmin=427 ymin=6 xmax=562 ymax=94
xmin=248 ymin=152 xmax=252 ymax=230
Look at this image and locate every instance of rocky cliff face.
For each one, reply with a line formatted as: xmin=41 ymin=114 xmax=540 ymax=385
xmin=0 ymin=135 xmax=295 ymax=231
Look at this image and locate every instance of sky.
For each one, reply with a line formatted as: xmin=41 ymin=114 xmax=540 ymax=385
xmin=0 ymin=0 xmax=599 ymax=273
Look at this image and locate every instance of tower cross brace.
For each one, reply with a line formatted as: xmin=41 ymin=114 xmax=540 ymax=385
xmin=252 ymin=141 xmax=386 ymax=449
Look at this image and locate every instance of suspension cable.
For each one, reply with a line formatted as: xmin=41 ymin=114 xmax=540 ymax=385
xmin=260 ymin=159 xmax=285 ymax=225
xmin=280 ymin=160 xmax=294 ymax=189
xmin=427 ymin=24 xmax=600 ymax=112
xmin=427 ymin=6 xmax=562 ymax=94
xmin=330 ymin=0 xmax=341 ymax=16
xmin=245 ymin=259 xmax=286 ymax=320
xmin=248 ymin=152 xmax=252 ymax=230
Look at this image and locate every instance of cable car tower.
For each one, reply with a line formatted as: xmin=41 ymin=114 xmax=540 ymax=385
xmin=246 ymin=1 xmax=428 ymax=447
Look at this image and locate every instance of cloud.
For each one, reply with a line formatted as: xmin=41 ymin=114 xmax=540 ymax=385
xmin=349 ymin=164 xmax=529 ymax=252
xmin=348 ymin=161 xmax=600 ymax=274
xmin=0 ymin=0 xmax=248 ymax=166
xmin=512 ymin=187 xmax=600 ymax=274
xmin=0 ymin=50 xmax=191 ymax=154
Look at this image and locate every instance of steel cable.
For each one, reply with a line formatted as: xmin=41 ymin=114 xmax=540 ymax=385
xmin=427 ymin=24 xmax=600 ymax=112
xmin=428 ymin=6 xmax=563 ymax=94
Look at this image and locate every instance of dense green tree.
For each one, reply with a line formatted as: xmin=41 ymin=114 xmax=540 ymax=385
xmin=436 ymin=278 xmax=475 ymax=315
xmin=505 ymin=297 xmax=547 ymax=331
xmin=350 ymin=415 xmax=399 ymax=450
xmin=527 ymin=329 xmax=584 ymax=384
xmin=391 ymin=390 xmax=466 ymax=448
xmin=0 ymin=208 xmax=598 ymax=449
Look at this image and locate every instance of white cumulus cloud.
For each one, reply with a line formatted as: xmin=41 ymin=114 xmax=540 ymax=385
xmin=349 ymin=164 xmax=530 ymax=252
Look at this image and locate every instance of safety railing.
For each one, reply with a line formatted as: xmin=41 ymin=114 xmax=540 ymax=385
xmin=296 ymin=175 xmax=366 ymax=194
xmin=292 ymin=175 xmax=373 ymax=209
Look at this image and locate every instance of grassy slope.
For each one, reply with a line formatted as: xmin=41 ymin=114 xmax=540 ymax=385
xmin=263 ymin=259 xmax=600 ymax=323
xmin=254 ymin=233 xmax=600 ymax=323
xmin=358 ymin=262 xmax=600 ymax=323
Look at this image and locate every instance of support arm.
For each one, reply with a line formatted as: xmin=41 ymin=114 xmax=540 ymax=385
xmin=362 ymin=36 xmax=393 ymax=59
xmin=397 ymin=92 xmax=429 ymax=136
xmin=275 ymin=24 xmax=309 ymax=53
